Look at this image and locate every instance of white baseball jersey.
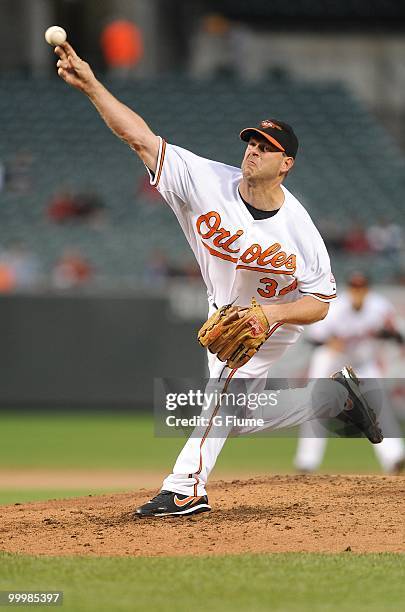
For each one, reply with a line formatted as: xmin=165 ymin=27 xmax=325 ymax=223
xmin=148 ymin=138 xmax=336 ymax=350
xmin=308 ymin=291 xmax=395 ymax=370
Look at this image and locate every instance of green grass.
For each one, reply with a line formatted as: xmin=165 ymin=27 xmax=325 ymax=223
xmin=0 ymin=552 xmax=403 ymax=612
xmin=0 ymin=489 xmax=126 ymax=506
xmin=0 ymin=414 xmax=177 ymax=470
xmin=0 ymin=413 xmax=381 ymax=473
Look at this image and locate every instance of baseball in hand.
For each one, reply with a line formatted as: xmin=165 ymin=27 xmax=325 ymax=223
xmin=45 ymin=26 xmax=67 ymax=46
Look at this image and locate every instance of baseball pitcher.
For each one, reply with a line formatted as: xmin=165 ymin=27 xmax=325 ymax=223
xmin=54 ymin=42 xmax=383 ymax=517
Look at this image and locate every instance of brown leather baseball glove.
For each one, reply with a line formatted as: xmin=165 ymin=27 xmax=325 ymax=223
xmin=198 ymin=298 xmax=270 ymax=369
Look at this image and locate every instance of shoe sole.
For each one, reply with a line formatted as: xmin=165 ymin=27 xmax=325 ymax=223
xmin=135 ymin=503 xmax=211 ymax=518
xmin=338 ymin=366 xmax=383 ymax=444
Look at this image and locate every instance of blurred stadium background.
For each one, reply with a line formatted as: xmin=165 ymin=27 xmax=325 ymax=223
xmin=0 ymin=0 xmax=404 ymax=488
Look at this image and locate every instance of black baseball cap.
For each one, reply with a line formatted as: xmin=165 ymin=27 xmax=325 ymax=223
xmin=240 ymin=119 xmax=299 ymax=158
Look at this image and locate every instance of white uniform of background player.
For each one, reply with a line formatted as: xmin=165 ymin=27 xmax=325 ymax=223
xmin=147 ymin=138 xmax=347 ymax=496
xmin=294 ymin=276 xmax=405 ymax=473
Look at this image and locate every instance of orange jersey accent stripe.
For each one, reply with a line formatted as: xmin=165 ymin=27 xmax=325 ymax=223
xmin=300 ymin=291 xmax=337 ymax=300
xmin=201 ymin=240 xmax=238 ymax=263
xmin=154 ymin=138 xmax=167 ymax=187
xmin=196 ymin=368 xmax=237 ymax=475
xmin=236 ymin=264 xmax=295 ymax=276
xmin=188 ymin=473 xmax=200 ymax=497
xmin=266 ymin=321 xmax=284 ymax=338
xmin=192 ymin=474 xmax=199 ymax=497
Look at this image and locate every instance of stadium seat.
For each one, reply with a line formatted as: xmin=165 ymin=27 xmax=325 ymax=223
xmin=0 ymin=76 xmax=404 ymax=285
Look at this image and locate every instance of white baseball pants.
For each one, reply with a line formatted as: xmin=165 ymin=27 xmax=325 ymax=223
xmin=162 ymin=341 xmax=348 ymax=496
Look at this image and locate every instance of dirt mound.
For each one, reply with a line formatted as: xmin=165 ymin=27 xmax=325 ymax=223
xmin=0 ymin=475 xmax=404 ymax=556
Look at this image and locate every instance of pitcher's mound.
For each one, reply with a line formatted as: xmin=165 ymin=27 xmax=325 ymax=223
xmin=0 ymin=475 xmax=404 ymax=556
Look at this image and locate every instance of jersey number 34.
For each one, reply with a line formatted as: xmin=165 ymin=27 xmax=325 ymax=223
xmin=258 ymin=277 xmax=297 ymax=299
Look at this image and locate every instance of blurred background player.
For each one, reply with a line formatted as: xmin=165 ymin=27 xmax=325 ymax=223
xmin=294 ymin=272 xmax=405 ymax=474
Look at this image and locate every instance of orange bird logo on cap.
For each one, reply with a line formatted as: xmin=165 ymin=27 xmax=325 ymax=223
xmin=261 ymin=120 xmax=282 ymax=130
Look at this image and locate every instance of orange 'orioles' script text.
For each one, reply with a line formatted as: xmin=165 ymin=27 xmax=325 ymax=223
xmin=196 ymin=211 xmax=297 ymax=274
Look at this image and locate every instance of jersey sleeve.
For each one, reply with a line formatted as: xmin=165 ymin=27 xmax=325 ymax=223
xmin=145 ymin=137 xmax=204 ymax=211
xmin=297 ymin=234 xmax=337 ymax=303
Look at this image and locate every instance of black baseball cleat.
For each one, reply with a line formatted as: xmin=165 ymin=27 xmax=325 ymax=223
xmin=333 ymin=366 xmax=383 ymax=444
xmin=134 ymin=490 xmax=211 ymax=518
